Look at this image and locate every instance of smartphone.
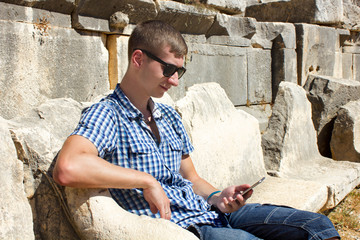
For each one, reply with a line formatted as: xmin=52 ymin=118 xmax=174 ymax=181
xmin=241 ymin=177 xmax=265 ymax=196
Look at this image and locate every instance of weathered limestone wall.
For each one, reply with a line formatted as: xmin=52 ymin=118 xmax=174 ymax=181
xmin=1 ymin=0 xmax=360 ymax=239
xmin=1 ymin=0 xmax=359 ymax=120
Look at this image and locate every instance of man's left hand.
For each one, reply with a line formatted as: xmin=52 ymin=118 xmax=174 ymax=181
xmin=211 ymin=184 xmax=253 ymax=213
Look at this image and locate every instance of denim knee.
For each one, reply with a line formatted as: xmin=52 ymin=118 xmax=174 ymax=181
xmin=227 ymin=204 xmax=340 ymax=240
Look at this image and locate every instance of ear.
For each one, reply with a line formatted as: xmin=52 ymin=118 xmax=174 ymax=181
xmin=131 ymin=49 xmax=143 ymax=68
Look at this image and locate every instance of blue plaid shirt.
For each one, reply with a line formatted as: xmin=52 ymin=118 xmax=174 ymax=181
xmin=71 ymin=84 xmax=224 ymax=228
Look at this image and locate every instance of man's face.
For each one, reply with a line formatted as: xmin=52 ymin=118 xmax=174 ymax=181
xmin=139 ymin=46 xmax=185 ymax=98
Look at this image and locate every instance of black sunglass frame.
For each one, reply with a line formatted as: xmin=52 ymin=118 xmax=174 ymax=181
xmin=134 ymin=48 xmax=186 ymax=79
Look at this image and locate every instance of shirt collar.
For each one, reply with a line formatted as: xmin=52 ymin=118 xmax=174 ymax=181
xmin=113 ymin=84 xmax=162 ymax=121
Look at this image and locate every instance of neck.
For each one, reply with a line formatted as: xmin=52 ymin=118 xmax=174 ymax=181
xmin=120 ymin=74 xmax=150 ymax=114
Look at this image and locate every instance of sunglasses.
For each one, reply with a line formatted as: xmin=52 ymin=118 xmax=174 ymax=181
xmin=134 ymin=48 xmax=186 ymax=79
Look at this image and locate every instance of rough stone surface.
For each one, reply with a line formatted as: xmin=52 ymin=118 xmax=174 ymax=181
xmin=175 ymin=83 xmax=329 ymax=212
xmin=0 ymin=117 xmax=34 ymax=240
xmin=0 ymin=18 xmax=109 ymax=120
xmin=65 ymin=188 xmax=198 ymax=240
xmin=171 ymin=43 xmax=248 ymax=105
xmin=331 ymin=100 xmax=360 ymax=162
xmin=304 ymin=74 xmax=360 ymax=157
xmin=0 ymin=2 xmax=72 ymax=28
xmin=206 ymin=13 xmax=257 ymax=39
xmin=109 ymin=12 xmax=129 ymax=30
xmin=237 ymin=104 xmax=272 ymax=133
xmin=251 ymin=22 xmax=296 ymax=49
xmin=73 ymin=0 xmax=157 ymax=25
xmin=8 ymin=98 xmax=85 ymax=239
xmin=206 ymin=35 xmax=251 ymax=47
xmin=247 ymin=48 xmax=272 ymax=104
xmin=71 ymin=0 xmax=156 ymax=33
xmin=247 ymin=176 xmax=328 ymax=212
xmin=176 ymin=83 xmax=267 ymax=187
xmin=272 ymin=48 xmax=298 ymax=100
xmin=202 ymin=0 xmax=246 ymax=14
xmin=296 ymin=24 xmax=337 ymax=86
xmin=245 ymin=0 xmax=343 ymax=25
xmin=262 ymin=81 xmax=360 ymax=209
xmin=155 ymin=1 xmax=217 ymax=35
xmin=1 ymin=0 xmax=76 ymax=14
xmin=342 ymin=0 xmax=360 ymax=31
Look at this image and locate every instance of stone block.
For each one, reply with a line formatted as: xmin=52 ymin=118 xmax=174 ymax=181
xmin=206 ymin=13 xmax=257 ymax=38
xmin=304 ymin=74 xmax=360 ymax=157
xmin=1 ymin=0 xmax=75 ymax=14
xmin=155 ymin=1 xmax=217 ymax=34
xmin=183 ymin=34 xmax=207 ymax=44
xmin=237 ymin=104 xmax=272 ymax=133
xmin=296 ymin=24 xmax=337 ymax=86
xmin=247 ymin=177 xmax=328 ymax=212
xmin=262 ymin=81 xmax=360 ymax=209
xmin=206 ymin=36 xmax=251 ymax=47
xmin=334 ymin=52 xmax=343 ymax=79
xmin=272 ymin=48 xmax=298 ymax=100
xmin=251 ymin=22 xmax=296 ymax=50
xmin=245 ymin=0 xmax=343 ymax=25
xmin=71 ymin=0 xmax=156 ymax=32
xmin=341 ymin=52 xmax=353 ymax=80
xmin=247 ymin=48 xmax=272 ymax=104
xmin=176 ymin=83 xmax=267 ymax=187
xmin=168 ymin=43 xmax=248 ymax=105
xmin=8 ymin=98 xmax=85 ymax=239
xmin=0 ymin=1 xmax=71 ymax=28
xmin=342 ymin=0 xmax=360 ymax=31
xmin=202 ymin=0 xmax=246 ymax=14
xmin=331 ymin=100 xmax=360 ymax=162
xmin=176 ymin=82 xmax=332 ymax=212
xmin=0 ymin=118 xmax=34 ymax=239
xmin=76 ymin=0 xmax=156 ymax=23
xmin=65 ymin=188 xmax=198 ymax=240
xmin=0 ymin=20 xmax=109 ymax=119
xmin=355 ymin=54 xmax=360 ymax=82
xmin=343 ymin=46 xmax=360 ymax=54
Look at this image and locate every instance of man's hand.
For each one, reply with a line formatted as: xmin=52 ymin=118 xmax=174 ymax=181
xmin=210 ymin=184 xmax=253 ymax=213
xmin=143 ymin=180 xmax=171 ymax=220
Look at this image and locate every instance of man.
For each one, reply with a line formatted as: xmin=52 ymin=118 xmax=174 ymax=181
xmin=53 ymin=20 xmax=340 ymax=240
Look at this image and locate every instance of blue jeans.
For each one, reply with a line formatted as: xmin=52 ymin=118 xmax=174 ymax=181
xmin=190 ymin=204 xmax=340 ymax=240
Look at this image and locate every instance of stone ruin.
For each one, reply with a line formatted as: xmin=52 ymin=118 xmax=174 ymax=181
xmin=1 ymin=0 xmax=360 ymax=239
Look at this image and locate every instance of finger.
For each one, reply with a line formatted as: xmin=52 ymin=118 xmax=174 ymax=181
xmin=149 ymin=202 xmax=159 ymax=215
xmin=234 ymin=184 xmax=251 ymax=192
xmin=235 ymin=194 xmax=245 ymax=206
xmin=165 ymin=209 xmax=171 ymax=220
xmin=223 ymin=197 xmax=229 ymax=205
xmin=159 ymin=203 xmax=172 ymax=220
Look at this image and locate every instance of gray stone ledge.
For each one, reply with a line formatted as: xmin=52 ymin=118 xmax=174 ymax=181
xmin=206 ymin=36 xmax=252 ymax=47
xmin=155 ymin=1 xmax=217 ymax=34
xmin=0 ymin=0 xmax=75 ymax=14
xmin=0 ymin=2 xmax=71 ymax=28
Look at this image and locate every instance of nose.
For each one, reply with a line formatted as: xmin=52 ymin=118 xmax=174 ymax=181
xmin=167 ymin=73 xmax=179 ymax=86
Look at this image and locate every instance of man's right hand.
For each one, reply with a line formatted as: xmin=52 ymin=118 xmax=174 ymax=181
xmin=143 ymin=180 xmax=171 ymax=220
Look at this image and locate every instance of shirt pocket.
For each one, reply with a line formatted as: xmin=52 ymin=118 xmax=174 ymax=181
xmin=128 ymin=139 xmax=161 ymax=174
xmin=165 ymin=135 xmax=183 ymax=171
xmin=168 ymin=136 xmax=183 ymax=151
